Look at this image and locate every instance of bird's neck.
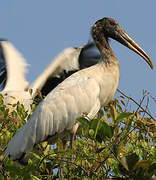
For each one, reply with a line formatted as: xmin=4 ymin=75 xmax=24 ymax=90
xmin=93 ymin=29 xmax=118 ymax=66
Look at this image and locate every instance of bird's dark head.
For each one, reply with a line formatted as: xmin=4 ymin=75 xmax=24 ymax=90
xmin=92 ymin=18 xmax=118 ymax=37
xmin=92 ymin=17 xmax=154 ymax=69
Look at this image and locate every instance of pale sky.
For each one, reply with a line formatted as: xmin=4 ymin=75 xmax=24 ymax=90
xmin=0 ymin=1 xmax=156 ymax=117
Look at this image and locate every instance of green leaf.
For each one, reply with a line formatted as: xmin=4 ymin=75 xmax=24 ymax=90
xmin=31 ymin=103 xmax=37 ymax=112
xmin=13 ymin=111 xmax=18 ymax=118
xmin=98 ymin=121 xmax=114 ymax=140
xmin=30 ymin=175 xmax=41 ymax=180
xmin=77 ymin=117 xmax=90 ymax=129
xmin=0 ymin=106 xmax=5 ymax=112
xmin=29 ymin=152 xmax=42 ymax=160
xmin=120 ymin=153 xmax=139 ymax=172
xmin=4 ymin=108 xmax=9 ymax=118
xmin=17 ymin=103 xmax=24 ymax=112
xmin=116 ymin=112 xmax=132 ymax=122
xmin=89 ymin=129 xmax=94 ymax=137
xmin=90 ymin=119 xmax=114 ymax=142
xmin=110 ymin=105 xmax=118 ymax=121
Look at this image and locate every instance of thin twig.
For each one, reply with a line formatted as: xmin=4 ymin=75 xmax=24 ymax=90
xmin=39 ymin=155 xmax=91 ymax=177
xmin=142 ymin=96 xmax=150 ymax=119
xmin=117 ymin=89 xmax=155 ymax=121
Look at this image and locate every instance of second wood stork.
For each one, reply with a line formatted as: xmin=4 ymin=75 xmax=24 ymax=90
xmin=4 ymin=17 xmax=153 ymax=161
xmin=0 ymin=40 xmax=100 ymax=113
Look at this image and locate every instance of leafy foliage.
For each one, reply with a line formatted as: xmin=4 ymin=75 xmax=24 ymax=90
xmin=0 ymin=90 xmax=156 ymax=179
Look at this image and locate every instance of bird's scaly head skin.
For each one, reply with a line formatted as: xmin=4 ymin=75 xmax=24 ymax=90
xmin=92 ymin=17 xmax=154 ymax=69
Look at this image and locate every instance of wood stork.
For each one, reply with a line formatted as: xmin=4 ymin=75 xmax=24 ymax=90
xmin=4 ymin=17 xmax=153 ymax=162
xmin=0 ymin=40 xmax=100 ymax=113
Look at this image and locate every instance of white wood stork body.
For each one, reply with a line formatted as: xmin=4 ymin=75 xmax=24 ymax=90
xmin=4 ymin=18 xmax=153 ymax=161
xmin=0 ymin=40 xmax=100 ymax=113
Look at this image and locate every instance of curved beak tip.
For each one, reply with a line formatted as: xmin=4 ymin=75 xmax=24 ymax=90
xmin=147 ymin=57 xmax=154 ymax=70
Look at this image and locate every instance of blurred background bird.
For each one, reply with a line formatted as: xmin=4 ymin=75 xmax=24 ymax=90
xmin=0 ymin=40 xmax=100 ymax=113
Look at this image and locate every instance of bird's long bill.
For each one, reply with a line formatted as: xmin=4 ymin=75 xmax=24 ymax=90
xmin=118 ymin=30 xmax=154 ymax=69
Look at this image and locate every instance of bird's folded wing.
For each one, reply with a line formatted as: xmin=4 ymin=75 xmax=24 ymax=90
xmin=4 ymin=72 xmax=101 ymax=161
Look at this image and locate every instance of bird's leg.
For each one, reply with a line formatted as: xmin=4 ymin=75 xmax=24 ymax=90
xmin=70 ymin=122 xmax=80 ymax=149
xmin=58 ymin=164 xmax=64 ymax=180
xmin=58 ymin=122 xmax=80 ymax=178
xmin=57 ymin=127 xmax=80 ymax=179
xmin=57 ymin=140 xmax=66 ymax=179
xmin=61 ymin=122 xmax=80 ymax=150
xmin=86 ymin=100 xmax=100 ymax=120
xmin=62 ymin=135 xmax=70 ymax=150
xmin=82 ymin=112 xmax=91 ymax=121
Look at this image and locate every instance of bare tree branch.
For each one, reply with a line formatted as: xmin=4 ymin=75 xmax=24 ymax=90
xmin=117 ymin=89 xmax=155 ymax=121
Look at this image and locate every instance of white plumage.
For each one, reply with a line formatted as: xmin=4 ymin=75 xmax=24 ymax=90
xmin=0 ymin=40 xmax=100 ymax=112
xmin=0 ymin=40 xmax=29 ymax=91
xmin=4 ymin=17 xmax=153 ymax=161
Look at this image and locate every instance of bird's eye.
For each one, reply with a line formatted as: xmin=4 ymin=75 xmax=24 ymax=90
xmin=109 ymin=21 xmax=117 ymax=26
